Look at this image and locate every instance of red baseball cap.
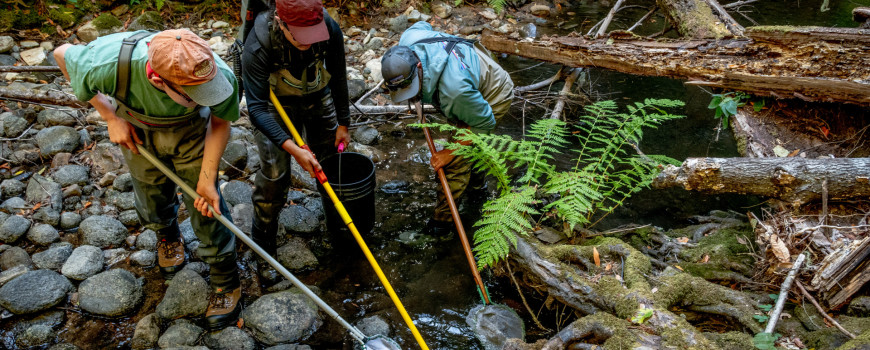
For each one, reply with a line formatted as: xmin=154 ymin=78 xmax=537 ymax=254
xmin=276 ymin=0 xmax=329 ymax=45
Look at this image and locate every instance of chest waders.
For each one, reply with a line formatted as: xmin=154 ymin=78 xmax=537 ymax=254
xmin=115 ymin=31 xmax=208 ymax=130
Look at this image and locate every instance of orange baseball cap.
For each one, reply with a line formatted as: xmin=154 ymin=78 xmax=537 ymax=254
xmin=147 ymin=29 xmax=233 ymax=107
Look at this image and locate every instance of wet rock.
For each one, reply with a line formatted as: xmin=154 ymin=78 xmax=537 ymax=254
xmin=347 ymin=78 xmax=367 ymax=102
xmin=534 ymin=227 xmax=565 ymax=244
xmin=519 ymin=23 xmax=537 ymax=39
xmin=20 ymin=47 xmax=46 ymax=66
xmin=0 ymin=54 xmax=14 ymax=66
xmin=112 ymin=173 xmax=133 ymax=192
xmin=62 ymin=184 xmax=81 ymax=198
xmin=16 ymin=324 xmax=54 ymax=348
xmin=530 ymin=4 xmax=551 ymax=16
xmin=279 ymin=205 xmax=320 ymax=233
xmin=380 ymin=180 xmax=409 ymax=194
xmin=0 ymin=265 xmax=31 ymax=286
xmin=0 ymin=270 xmax=72 ymax=314
xmin=10 ymin=147 xmax=41 ymax=165
xmin=1 ymin=196 xmax=27 ymax=212
xmin=27 ymin=223 xmax=59 ymax=245
xmin=59 ymin=212 xmax=82 ymax=230
xmin=48 ymin=344 xmax=80 ymax=350
xmin=130 ymin=250 xmax=155 ymax=266
xmin=221 ymin=180 xmax=253 ymax=207
xmin=432 ymin=2 xmax=453 ymax=19
xmin=78 ymin=269 xmax=142 ymax=316
xmin=220 ymin=140 xmax=248 ymax=177
xmin=848 ymin=296 xmax=870 ymax=317
xmin=130 ymin=313 xmax=161 ymax=349
xmin=264 ymin=345 xmax=313 ymax=350
xmin=0 ymin=215 xmax=31 ymax=242
xmin=53 ymin=165 xmax=90 ymax=187
xmin=365 ymin=58 xmax=383 ymax=83
xmin=389 ymin=14 xmax=409 ymax=34
xmin=203 ymin=326 xmax=256 ymax=350
xmin=34 ymin=207 xmax=61 ymax=226
xmin=156 ymin=269 xmax=209 ymax=319
xmin=796 ymin=302 xmax=826 ymax=331
xmin=353 ymin=125 xmax=380 ymax=145
xmin=0 ymin=112 xmax=27 ymax=138
xmin=242 ymin=289 xmax=323 ymax=345
xmin=32 ymin=242 xmax=73 ymax=270
xmin=277 ymin=237 xmax=318 ymax=271
xmin=0 ymin=179 xmax=25 ymax=198
xmin=232 ymin=203 xmax=254 ymax=234
xmin=288 ymin=190 xmax=307 ymax=203
xmin=136 ymin=229 xmax=157 ymax=251
xmin=52 ymin=152 xmax=73 ymax=168
xmin=182 ymin=261 xmax=209 ymax=276
xmin=36 ymin=126 xmax=80 ymax=156
xmin=0 ymin=36 xmax=12 ymax=53
xmin=302 ymin=197 xmax=323 ymax=219
xmin=119 ymin=209 xmax=140 ymax=226
xmin=1 ymin=246 xmax=32 ymax=270
xmin=365 ymin=36 xmax=384 ymax=51
xmin=85 ymin=142 xmax=127 ymax=179
xmin=158 ymin=319 xmax=203 ymax=348
xmin=37 ymin=108 xmax=78 ymax=127
xmin=61 ymin=245 xmax=104 ymax=280
xmin=356 ymin=315 xmax=390 ymax=337
xmin=27 ymin=174 xmax=63 ymax=210
xmin=99 ymin=173 xmax=117 ymax=187
xmin=113 ymin=191 xmax=136 ymax=211
xmin=104 ymin=248 xmax=130 ymax=266
xmin=348 ymin=143 xmax=384 ymax=163
xmin=80 ymin=215 xmax=127 ymax=248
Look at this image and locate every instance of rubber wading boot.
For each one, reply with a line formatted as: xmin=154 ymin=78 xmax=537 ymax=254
xmin=156 ymin=237 xmax=186 ymax=277
xmin=206 ymin=286 xmax=242 ymax=330
xmin=423 ymin=219 xmax=454 ymax=240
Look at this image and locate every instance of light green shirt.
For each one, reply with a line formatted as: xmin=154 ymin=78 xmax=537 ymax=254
xmin=64 ymin=31 xmax=239 ymax=122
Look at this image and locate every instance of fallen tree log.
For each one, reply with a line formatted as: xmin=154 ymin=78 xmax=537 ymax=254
xmin=481 ymin=26 xmax=870 ymax=106
xmin=652 ymin=157 xmax=870 ymax=205
xmin=810 ymin=237 xmax=870 ymax=309
xmin=656 ymin=0 xmax=735 ymax=38
xmin=0 ymin=86 xmax=87 ymax=108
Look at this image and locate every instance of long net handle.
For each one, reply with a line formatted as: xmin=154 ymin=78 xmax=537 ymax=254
xmin=270 ymin=90 xmax=430 ymax=350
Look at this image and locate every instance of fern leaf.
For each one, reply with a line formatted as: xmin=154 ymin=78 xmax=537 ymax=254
xmin=473 ymin=186 xmax=538 ymax=268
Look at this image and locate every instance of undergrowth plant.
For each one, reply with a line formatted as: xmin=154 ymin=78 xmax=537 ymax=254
xmin=416 ymin=99 xmax=685 ymax=269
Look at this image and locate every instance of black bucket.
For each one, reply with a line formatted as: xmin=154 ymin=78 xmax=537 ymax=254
xmin=317 ymin=152 xmax=377 ymax=238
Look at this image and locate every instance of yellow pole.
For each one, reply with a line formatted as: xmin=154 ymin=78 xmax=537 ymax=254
xmin=269 ymin=90 xmax=430 ymax=350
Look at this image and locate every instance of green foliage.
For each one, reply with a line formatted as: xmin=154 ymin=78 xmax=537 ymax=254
xmin=453 ymin=0 xmax=510 ymax=13
xmin=753 ymin=314 xmax=769 ymax=323
xmin=630 ymin=308 xmax=654 ymax=324
xmin=757 ymin=304 xmax=773 ymax=312
xmin=414 ymin=98 xmax=685 ymax=268
xmin=708 ymin=91 xmax=749 ymax=129
xmin=752 ymin=332 xmax=781 ymax=350
xmin=155 ymin=0 xmax=165 ymax=10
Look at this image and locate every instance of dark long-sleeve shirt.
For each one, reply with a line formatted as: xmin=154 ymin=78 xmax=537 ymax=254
xmin=242 ymin=12 xmax=349 ymax=147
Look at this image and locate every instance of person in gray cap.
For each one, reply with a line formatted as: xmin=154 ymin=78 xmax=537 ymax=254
xmin=381 ymin=22 xmax=514 ymax=236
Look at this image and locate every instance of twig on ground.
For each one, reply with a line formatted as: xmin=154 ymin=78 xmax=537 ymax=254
xmin=355 ymin=79 xmax=384 ymax=105
xmin=515 ymin=67 xmax=564 ymax=93
xmin=506 ymin=262 xmax=550 ymax=331
xmin=628 ymin=6 xmax=658 ymax=32
xmin=550 ymin=69 xmax=582 ymax=121
xmin=764 ymin=254 xmax=806 ymax=333
xmin=795 ymin=280 xmax=857 ymax=339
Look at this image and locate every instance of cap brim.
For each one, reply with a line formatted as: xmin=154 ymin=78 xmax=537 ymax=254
xmin=389 ymin=72 xmax=420 ymax=104
xmin=286 ymin=20 xmax=329 ymax=45
xmin=182 ymin=71 xmax=233 ymax=107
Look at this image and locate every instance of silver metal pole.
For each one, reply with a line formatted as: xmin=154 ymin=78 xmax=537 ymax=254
xmin=136 ymin=145 xmax=367 ymax=343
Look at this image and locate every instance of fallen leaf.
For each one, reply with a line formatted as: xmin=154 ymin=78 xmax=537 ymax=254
xmin=0 ymin=163 xmax=9 ymax=170
xmin=677 ymin=237 xmax=689 ymax=244
xmin=737 ymin=236 xmax=747 ymax=245
xmin=769 ymin=235 xmax=791 ymax=263
xmin=674 ymin=265 xmax=684 ymax=271
xmin=236 ymin=318 xmax=244 ymax=328
xmin=83 ymin=201 xmax=92 ymax=209
xmin=787 ymin=149 xmax=801 ymax=157
xmin=820 ymin=126 xmax=830 ymax=138
xmin=773 ymin=145 xmax=790 ymax=157
xmin=605 ymin=262 xmax=612 ymax=271
xmin=593 ymin=247 xmax=600 ymax=267
xmin=700 ymin=254 xmax=710 ymax=263
xmin=32 ymin=203 xmax=41 ymax=211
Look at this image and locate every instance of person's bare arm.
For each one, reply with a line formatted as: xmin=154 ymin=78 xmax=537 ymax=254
xmin=194 ymin=116 xmax=231 ymax=217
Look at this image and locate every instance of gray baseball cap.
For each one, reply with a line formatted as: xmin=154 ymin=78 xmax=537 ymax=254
xmin=381 ymin=45 xmax=421 ymax=103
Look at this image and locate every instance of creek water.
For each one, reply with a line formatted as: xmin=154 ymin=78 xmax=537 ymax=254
xmin=3 ymin=2 xmax=863 ymax=349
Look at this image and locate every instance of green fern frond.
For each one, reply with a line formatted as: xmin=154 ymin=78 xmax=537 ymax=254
xmin=473 ymin=186 xmax=538 ymax=268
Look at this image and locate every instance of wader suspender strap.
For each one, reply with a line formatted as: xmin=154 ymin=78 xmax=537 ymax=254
xmin=411 ymin=36 xmax=475 ymax=112
xmin=116 ymin=31 xmax=154 ymax=105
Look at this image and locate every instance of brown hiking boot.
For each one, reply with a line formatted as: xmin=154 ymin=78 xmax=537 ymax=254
xmin=156 ymin=238 xmax=186 ymax=276
xmin=205 ymin=286 xmax=242 ymax=330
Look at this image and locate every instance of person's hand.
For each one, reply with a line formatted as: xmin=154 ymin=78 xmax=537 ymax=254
xmin=334 ymin=125 xmax=350 ymax=151
xmin=194 ymin=178 xmax=222 ymax=218
xmin=430 ymin=149 xmax=455 ymax=172
xmin=282 ymin=140 xmax=322 ymax=178
xmin=106 ymin=116 xmax=142 ymax=154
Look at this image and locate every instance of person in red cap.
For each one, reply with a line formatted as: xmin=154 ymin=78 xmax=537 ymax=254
xmin=241 ymin=0 xmax=351 ymax=282
xmin=53 ymin=29 xmax=242 ymax=329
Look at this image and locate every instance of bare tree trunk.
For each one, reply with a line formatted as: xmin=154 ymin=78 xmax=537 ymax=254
xmin=656 ymin=0 xmax=733 ymax=38
xmin=652 ymin=157 xmax=870 ymax=205
xmin=480 ymin=27 xmax=870 ymax=106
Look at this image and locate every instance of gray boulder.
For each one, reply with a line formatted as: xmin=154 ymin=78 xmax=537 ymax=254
xmin=0 ymin=36 xmax=12 ymax=53
xmin=52 ymin=165 xmax=90 ymax=187
xmin=33 ymin=206 xmax=61 ymax=226
xmin=221 ymin=180 xmax=253 ymax=207
xmin=219 ymin=140 xmax=248 ymax=177
xmin=0 ymin=179 xmax=26 ymax=198
xmin=352 ymin=125 xmax=380 ymax=145
xmin=27 ymin=174 xmax=63 ymax=210
xmin=242 ymin=289 xmax=323 ymax=345
xmin=389 ymin=15 xmax=409 ymax=34
xmin=156 ymin=269 xmax=209 ymax=319
xmin=128 ymin=11 xmax=164 ymax=31
xmin=0 ymin=112 xmax=28 ymax=138
xmin=0 ymin=269 xmax=72 ymax=314
xmin=179 ymin=218 xmax=198 ymax=244
xmin=119 ymin=209 xmax=140 ymax=226
xmin=80 ymin=215 xmax=127 ymax=248
xmin=112 ymin=173 xmax=133 ymax=192
xmin=36 ymin=126 xmax=80 ymax=156
xmin=0 ymin=265 xmax=31 ymax=287
xmin=27 ymin=223 xmax=59 ymax=245
xmin=0 ymin=246 xmax=32 ymax=270
xmin=37 ymin=108 xmax=78 ymax=127
xmin=0 ymin=215 xmax=31 ymax=242
xmin=61 ymin=245 xmax=103 ymax=280
xmin=130 ymin=313 xmax=161 ymax=350
xmin=232 ymin=203 xmax=254 ymax=234
xmin=203 ymin=326 xmax=256 ymax=350
xmin=0 ymin=196 xmax=27 ymax=213
xmin=277 ymin=237 xmax=318 ymax=271
xmin=136 ymin=229 xmax=157 ymax=251
xmin=158 ymin=319 xmax=203 ymax=348
xmin=85 ymin=142 xmax=127 ymax=179
xmin=848 ymin=296 xmax=870 ymax=317
xmin=78 ymin=269 xmax=142 ymax=317
xmin=16 ymin=324 xmax=55 ymax=348
xmin=279 ymin=205 xmax=319 ymax=233
xmin=60 ymin=211 xmax=82 ymax=230
xmin=32 ymin=242 xmax=73 ymax=270
xmin=356 ymin=315 xmax=390 ymax=337
xmin=130 ymin=250 xmax=155 ymax=266
xmin=112 ymin=191 xmax=136 ymax=211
